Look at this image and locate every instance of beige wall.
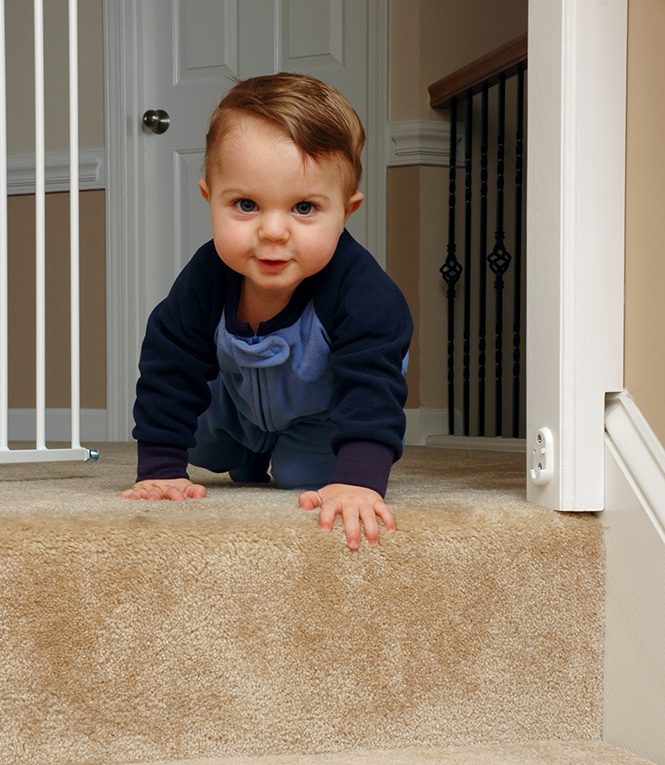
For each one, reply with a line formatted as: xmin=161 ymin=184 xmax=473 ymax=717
xmin=387 ymin=0 xmax=528 ymax=415
xmin=625 ymin=0 xmax=665 ymax=446
xmin=6 ymin=0 xmax=105 ymax=410
xmin=8 ymin=191 xmax=106 ymax=408
xmin=390 ymin=0 xmax=529 ymax=121
xmin=5 ymin=0 xmax=104 ymax=153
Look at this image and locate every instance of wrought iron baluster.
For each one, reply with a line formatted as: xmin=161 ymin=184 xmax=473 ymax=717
xmin=432 ymin=41 xmax=527 ymax=442
xmin=463 ymin=91 xmax=473 ymax=436
xmin=488 ymin=74 xmax=512 ymax=436
xmin=440 ymin=97 xmax=462 ymax=436
xmin=512 ymin=64 xmax=525 ymax=438
xmin=478 ymin=84 xmax=489 ymax=436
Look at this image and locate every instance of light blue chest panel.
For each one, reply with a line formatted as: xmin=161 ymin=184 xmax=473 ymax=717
xmin=214 ymin=302 xmax=334 ymax=433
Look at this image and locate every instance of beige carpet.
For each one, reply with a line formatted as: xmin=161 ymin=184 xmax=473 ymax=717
xmin=0 ymin=444 xmax=617 ymax=764
xmin=131 ymin=741 xmax=655 ymax=764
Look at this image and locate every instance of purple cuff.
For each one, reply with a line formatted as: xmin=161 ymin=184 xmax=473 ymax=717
xmin=330 ymin=441 xmax=396 ymax=497
xmin=137 ymin=441 xmax=190 ymax=482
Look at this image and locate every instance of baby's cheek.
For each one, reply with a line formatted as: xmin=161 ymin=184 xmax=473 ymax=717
xmin=214 ymin=226 xmax=247 ymax=261
xmin=301 ymin=229 xmax=341 ymax=270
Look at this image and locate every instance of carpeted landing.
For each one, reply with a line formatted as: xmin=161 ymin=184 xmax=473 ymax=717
xmin=0 ymin=444 xmax=652 ymax=765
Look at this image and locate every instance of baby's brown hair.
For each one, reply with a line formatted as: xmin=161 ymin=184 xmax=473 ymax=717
xmin=204 ymin=72 xmax=365 ymax=197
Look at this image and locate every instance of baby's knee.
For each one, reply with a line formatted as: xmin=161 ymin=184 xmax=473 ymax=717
xmin=270 ymin=451 xmax=334 ymax=490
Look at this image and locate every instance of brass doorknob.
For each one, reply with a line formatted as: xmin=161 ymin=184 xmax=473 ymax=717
xmin=142 ymin=109 xmax=170 ymax=135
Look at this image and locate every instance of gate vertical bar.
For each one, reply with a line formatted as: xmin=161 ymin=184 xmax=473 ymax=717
xmin=34 ymin=0 xmax=46 ymax=449
xmin=69 ymin=0 xmax=80 ymax=448
xmin=0 ymin=0 xmax=7 ymax=449
xmin=462 ymin=90 xmax=473 ymax=436
xmin=512 ymin=64 xmax=525 ymax=438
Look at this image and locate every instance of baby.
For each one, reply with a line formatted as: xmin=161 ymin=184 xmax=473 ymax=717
xmin=120 ymin=72 xmax=413 ymax=549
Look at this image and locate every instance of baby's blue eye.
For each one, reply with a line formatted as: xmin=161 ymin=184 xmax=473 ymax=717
xmin=294 ymin=201 xmax=314 ymax=215
xmin=237 ymin=198 xmax=256 ymax=212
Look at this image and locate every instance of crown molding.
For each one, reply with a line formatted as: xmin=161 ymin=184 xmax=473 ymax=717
xmin=386 ymin=119 xmax=462 ymax=167
xmin=7 ymin=148 xmax=106 ymax=195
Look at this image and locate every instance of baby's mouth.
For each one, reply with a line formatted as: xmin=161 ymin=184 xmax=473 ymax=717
xmin=257 ymin=258 xmax=289 ymax=270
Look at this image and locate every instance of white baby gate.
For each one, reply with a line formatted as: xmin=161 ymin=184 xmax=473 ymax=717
xmin=0 ymin=0 xmax=98 ymax=465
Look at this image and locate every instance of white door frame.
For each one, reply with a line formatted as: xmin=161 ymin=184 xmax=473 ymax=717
xmin=526 ymin=0 xmax=627 ymax=510
xmin=102 ymin=0 xmax=388 ymax=441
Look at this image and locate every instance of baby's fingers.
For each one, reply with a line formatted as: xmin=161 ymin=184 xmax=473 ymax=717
xmin=117 ymin=486 xmax=155 ymax=500
xmin=318 ymin=498 xmax=339 ymax=531
xmin=360 ymin=506 xmax=380 ymax=547
xmin=298 ymin=490 xmax=322 ymax=511
xmin=341 ymin=505 xmax=361 ymax=550
xmin=117 ymin=480 xmax=206 ymax=501
xmin=373 ymin=499 xmax=396 ymax=533
xmin=183 ymin=483 xmax=207 ymax=499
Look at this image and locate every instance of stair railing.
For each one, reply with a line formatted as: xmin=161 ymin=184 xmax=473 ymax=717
xmin=429 ymin=34 xmax=527 ymax=438
xmin=0 ymin=0 xmax=97 ymax=464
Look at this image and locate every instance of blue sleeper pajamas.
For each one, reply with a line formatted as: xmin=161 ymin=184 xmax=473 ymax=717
xmin=132 ymin=230 xmax=413 ymax=496
xmin=188 ymin=303 xmax=338 ymax=488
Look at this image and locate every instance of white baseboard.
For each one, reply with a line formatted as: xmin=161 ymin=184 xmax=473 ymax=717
xmin=8 ymin=409 xmax=108 ymax=442
xmin=404 ymin=407 xmax=525 ymax=451
xmin=426 ymin=434 xmax=526 ymax=452
xmin=404 ymin=407 xmax=450 ymax=446
xmin=405 ymin=407 xmax=525 ymax=452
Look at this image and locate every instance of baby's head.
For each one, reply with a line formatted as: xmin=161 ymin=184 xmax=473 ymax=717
xmin=203 ymin=72 xmax=365 ymax=199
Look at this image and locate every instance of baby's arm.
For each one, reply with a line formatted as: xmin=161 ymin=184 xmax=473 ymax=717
xmin=299 ymin=483 xmax=396 ymax=549
xmin=119 ymin=478 xmax=207 ymax=501
xmin=125 ymin=244 xmax=226 ymax=502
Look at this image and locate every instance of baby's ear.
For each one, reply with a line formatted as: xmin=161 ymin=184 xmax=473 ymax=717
xmin=198 ymin=178 xmax=210 ymax=201
xmin=345 ymin=191 xmax=364 ymax=219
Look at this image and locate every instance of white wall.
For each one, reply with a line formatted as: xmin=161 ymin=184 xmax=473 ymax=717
xmin=602 ymin=392 xmax=665 ymax=764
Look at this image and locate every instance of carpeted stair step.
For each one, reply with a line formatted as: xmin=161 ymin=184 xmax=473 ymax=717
xmin=128 ymin=740 xmax=656 ymax=764
xmin=0 ymin=445 xmax=607 ymax=765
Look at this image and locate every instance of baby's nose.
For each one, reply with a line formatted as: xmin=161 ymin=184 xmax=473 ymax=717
xmin=258 ymin=212 xmax=290 ymax=243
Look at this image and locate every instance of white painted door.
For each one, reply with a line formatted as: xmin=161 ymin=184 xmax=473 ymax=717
xmin=138 ymin=0 xmax=374 ymax=316
xmin=104 ymin=0 xmax=387 ymax=438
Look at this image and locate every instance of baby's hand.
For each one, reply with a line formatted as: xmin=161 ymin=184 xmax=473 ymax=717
xmin=118 ymin=478 xmax=207 ymax=501
xmin=298 ymin=483 xmax=396 ymax=550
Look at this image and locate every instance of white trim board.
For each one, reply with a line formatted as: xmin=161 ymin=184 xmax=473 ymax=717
xmin=7 ymin=149 xmax=106 ymax=195
xmin=526 ymin=0 xmax=627 ymax=510
xmin=604 ymin=391 xmax=665 ymax=541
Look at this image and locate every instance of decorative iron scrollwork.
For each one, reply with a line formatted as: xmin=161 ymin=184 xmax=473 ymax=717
xmin=439 ymin=253 xmax=463 ymax=289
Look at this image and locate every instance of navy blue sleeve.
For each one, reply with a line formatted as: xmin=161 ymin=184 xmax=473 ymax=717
xmin=132 ymin=241 xmax=226 ymax=480
xmin=315 ymin=232 xmax=413 ymax=495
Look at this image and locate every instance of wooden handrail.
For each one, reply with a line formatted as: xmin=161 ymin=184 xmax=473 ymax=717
xmin=428 ymin=33 xmax=527 ymax=109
